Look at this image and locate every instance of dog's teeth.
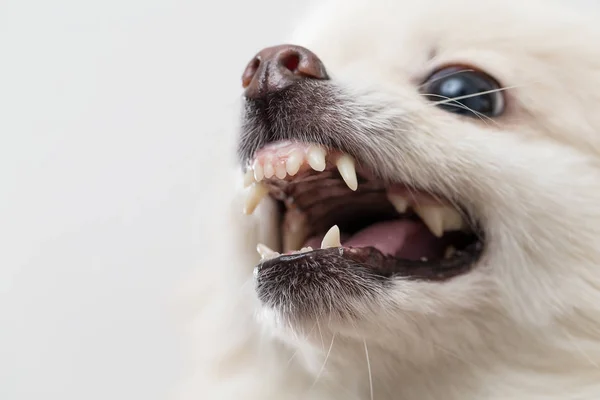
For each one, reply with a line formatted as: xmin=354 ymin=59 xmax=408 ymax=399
xmin=275 ymin=163 xmax=287 ymax=179
xmin=321 ymin=225 xmax=341 ymax=249
xmin=307 ymin=145 xmax=327 ymax=172
xmin=444 ymin=246 xmax=456 ymax=259
xmin=286 ymin=150 xmax=303 ymax=176
xmin=243 ymin=183 xmax=269 ymax=215
xmin=243 ymin=169 xmax=255 ymax=188
xmin=284 ymin=229 xmax=306 ymax=253
xmin=415 ymin=205 xmax=466 ymax=237
xmin=387 ymin=193 xmax=409 ymax=213
xmin=256 ymin=243 xmax=280 ymax=260
xmin=300 ymin=246 xmax=313 ymax=253
xmin=414 ymin=206 xmax=444 ymax=238
xmin=263 ymin=160 xmax=275 ymax=179
xmin=442 ymin=208 xmax=466 ymax=232
xmin=283 ymin=210 xmax=309 ymax=253
xmin=336 ymin=154 xmax=358 ymax=191
xmin=253 ymin=163 xmax=264 ymax=181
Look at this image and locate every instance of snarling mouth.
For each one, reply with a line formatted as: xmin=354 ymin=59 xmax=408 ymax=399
xmin=244 ymin=141 xmax=483 ymax=281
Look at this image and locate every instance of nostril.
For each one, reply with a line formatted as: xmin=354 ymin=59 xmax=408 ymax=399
xmin=282 ymin=53 xmax=300 ymax=72
xmin=242 ymin=44 xmax=329 ymax=97
xmin=242 ymin=57 xmax=261 ymax=88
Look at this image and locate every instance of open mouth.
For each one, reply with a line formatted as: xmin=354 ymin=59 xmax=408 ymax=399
xmin=243 ymin=141 xmax=483 ymax=281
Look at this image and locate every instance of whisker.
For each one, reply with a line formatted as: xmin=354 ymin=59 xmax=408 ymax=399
xmin=430 ymin=84 xmax=522 ymax=107
xmin=284 ymin=319 xmax=320 ymax=368
xmin=416 ymin=68 xmax=476 ymax=90
xmin=363 ymin=338 xmax=374 ymax=400
xmin=317 ymin=319 xmax=326 ymax=351
xmin=309 ymin=333 xmax=337 ymax=390
xmin=419 ymin=93 xmax=496 ymax=126
xmin=403 ymin=82 xmax=533 ymax=119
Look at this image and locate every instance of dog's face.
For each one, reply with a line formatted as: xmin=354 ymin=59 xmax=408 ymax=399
xmin=234 ymin=0 xmax=600 ymax=366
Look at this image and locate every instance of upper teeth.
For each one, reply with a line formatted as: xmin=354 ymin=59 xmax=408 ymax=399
xmin=336 ymin=154 xmax=358 ymax=191
xmin=386 ymin=191 xmax=467 ymax=238
xmin=243 ymin=144 xmax=359 ymax=216
xmin=285 ymin=149 xmax=303 ymax=176
xmin=413 ymin=204 xmax=466 ymax=238
xmin=307 ymin=145 xmax=327 ymax=172
xmin=386 ymin=193 xmax=409 ymax=213
xmin=244 ymin=144 xmax=468 ymax=241
xmin=263 ymin=158 xmax=275 ymax=179
xmin=275 ymin=163 xmax=287 ymax=179
xmin=243 ymin=182 xmax=269 ymax=215
xmin=253 ymin=162 xmax=264 ymax=181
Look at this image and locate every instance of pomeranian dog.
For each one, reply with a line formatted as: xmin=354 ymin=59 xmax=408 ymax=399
xmin=178 ymin=0 xmax=600 ymax=399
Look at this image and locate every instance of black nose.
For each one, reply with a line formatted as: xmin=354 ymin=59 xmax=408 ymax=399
xmin=242 ymin=44 xmax=329 ymax=99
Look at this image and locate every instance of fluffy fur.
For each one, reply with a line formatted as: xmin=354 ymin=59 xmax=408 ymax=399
xmin=177 ymin=0 xmax=600 ymax=398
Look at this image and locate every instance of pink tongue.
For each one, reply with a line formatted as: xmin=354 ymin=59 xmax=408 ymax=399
xmin=305 ymin=219 xmax=442 ymax=259
xmin=344 ymin=219 xmax=420 ymax=256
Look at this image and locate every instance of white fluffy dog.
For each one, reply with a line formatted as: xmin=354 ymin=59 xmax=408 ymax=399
xmin=178 ymin=0 xmax=600 ymax=399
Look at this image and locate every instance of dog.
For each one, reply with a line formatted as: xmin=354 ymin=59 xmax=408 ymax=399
xmin=178 ymin=0 xmax=600 ymax=398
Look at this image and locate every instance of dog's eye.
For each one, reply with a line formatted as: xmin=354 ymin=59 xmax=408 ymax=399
xmin=421 ymin=67 xmax=505 ymax=118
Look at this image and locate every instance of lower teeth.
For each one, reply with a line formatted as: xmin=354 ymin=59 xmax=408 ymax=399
xmin=444 ymin=246 xmax=456 ymax=259
xmin=256 ymin=243 xmax=314 ymax=261
xmin=257 ymin=242 xmax=460 ymax=263
xmin=320 ymin=225 xmax=341 ymax=249
xmin=256 ymin=243 xmax=280 ymax=260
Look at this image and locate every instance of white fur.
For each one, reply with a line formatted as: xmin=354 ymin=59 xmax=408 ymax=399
xmin=177 ymin=0 xmax=600 ymax=398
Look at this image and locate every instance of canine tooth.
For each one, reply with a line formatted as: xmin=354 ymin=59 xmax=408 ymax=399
xmin=442 ymin=208 xmax=466 ymax=232
xmin=307 ymin=146 xmax=326 ymax=172
xmin=243 ymin=183 xmax=269 ymax=215
xmin=286 ymin=151 xmax=303 ymax=176
xmin=243 ymin=169 xmax=255 ymax=187
xmin=415 ymin=205 xmax=466 ymax=237
xmin=321 ymin=225 xmax=341 ymax=249
xmin=414 ymin=206 xmax=444 ymax=238
xmin=336 ymin=154 xmax=358 ymax=191
xmin=444 ymin=246 xmax=456 ymax=259
xmin=256 ymin=243 xmax=279 ymax=260
xmin=275 ymin=163 xmax=287 ymax=179
xmin=264 ymin=162 xmax=275 ymax=179
xmin=387 ymin=193 xmax=409 ymax=213
xmin=253 ymin=163 xmax=264 ymax=181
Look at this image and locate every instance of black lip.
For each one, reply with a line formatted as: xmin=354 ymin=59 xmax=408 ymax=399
xmin=256 ymin=241 xmax=483 ymax=283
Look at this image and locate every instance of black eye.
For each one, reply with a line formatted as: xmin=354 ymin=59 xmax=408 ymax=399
xmin=421 ymin=67 xmax=505 ymax=118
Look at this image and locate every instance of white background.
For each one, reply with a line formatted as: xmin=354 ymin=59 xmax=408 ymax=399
xmin=0 ymin=1 xmax=309 ymax=399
